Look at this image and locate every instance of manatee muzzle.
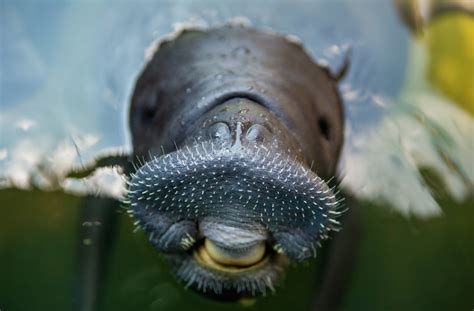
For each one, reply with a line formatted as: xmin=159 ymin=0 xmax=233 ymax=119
xmin=127 ymin=26 xmax=346 ymax=297
xmin=127 ymin=140 xmax=342 ymax=294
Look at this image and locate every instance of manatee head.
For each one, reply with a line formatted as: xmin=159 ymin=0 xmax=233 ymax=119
xmin=127 ymin=27 xmax=345 ymax=299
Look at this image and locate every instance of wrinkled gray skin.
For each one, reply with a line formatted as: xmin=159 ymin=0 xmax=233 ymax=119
xmin=127 ymin=27 xmax=359 ymax=304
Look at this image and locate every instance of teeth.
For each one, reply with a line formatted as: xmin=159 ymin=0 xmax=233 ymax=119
xmin=204 ymin=239 xmax=266 ymax=267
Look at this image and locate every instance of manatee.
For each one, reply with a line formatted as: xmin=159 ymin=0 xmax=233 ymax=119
xmin=127 ymin=26 xmax=357 ymax=302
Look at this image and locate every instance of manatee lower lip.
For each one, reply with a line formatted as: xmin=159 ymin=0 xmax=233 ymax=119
xmin=201 ymin=239 xmax=266 ymax=268
xmin=169 ymin=245 xmax=288 ymax=297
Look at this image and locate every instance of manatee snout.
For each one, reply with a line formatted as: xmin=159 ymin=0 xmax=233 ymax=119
xmin=128 ymin=27 xmax=345 ymax=298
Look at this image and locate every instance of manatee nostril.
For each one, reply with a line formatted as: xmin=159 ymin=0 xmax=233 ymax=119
xmin=318 ymin=117 xmax=331 ymax=141
xmin=208 ymin=122 xmax=232 ymax=141
xmin=246 ymin=124 xmax=270 ymax=143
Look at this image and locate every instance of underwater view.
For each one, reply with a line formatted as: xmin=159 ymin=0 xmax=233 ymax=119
xmin=1 ymin=0 xmax=473 ymax=310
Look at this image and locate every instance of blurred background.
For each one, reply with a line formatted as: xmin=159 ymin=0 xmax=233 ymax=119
xmin=0 ymin=0 xmax=473 ymax=310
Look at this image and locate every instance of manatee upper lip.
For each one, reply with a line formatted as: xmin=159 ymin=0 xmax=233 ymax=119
xmin=126 ymin=141 xmax=343 ymax=295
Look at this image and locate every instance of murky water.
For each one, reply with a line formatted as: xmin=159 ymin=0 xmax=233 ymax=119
xmin=1 ymin=1 xmax=473 ymax=310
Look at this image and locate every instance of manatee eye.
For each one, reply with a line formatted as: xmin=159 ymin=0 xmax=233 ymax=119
xmin=139 ymin=91 xmax=159 ymax=123
xmin=142 ymin=105 xmax=156 ymax=123
xmin=208 ymin=122 xmax=231 ymax=141
xmin=246 ymin=124 xmax=270 ymax=143
xmin=318 ymin=117 xmax=330 ymax=141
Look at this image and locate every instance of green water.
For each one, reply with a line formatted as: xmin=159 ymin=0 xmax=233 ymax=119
xmin=1 ymin=188 xmax=472 ymax=310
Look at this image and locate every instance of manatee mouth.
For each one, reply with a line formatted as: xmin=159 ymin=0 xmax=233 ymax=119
xmin=168 ymin=233 xmax=288 ymax=297
xmin=127 ymin=142 xmax=343 ymax=297
xmin=199 ymin=238 xmax=266 ymax=269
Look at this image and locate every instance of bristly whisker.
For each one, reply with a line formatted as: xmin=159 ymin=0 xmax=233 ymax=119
xmin=126 ymin=141 xmax=346 ymax=266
